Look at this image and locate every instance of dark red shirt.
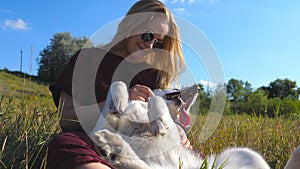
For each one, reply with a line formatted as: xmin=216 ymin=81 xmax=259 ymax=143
xmin=50 ymin=47 xmax=160 ymax=107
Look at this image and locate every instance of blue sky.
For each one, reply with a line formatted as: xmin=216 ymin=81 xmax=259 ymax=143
xmin=1 ymin=0 xmax=299 ymax=89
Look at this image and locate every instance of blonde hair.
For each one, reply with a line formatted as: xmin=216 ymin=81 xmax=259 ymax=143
xmin=105 ymin=0 xmax=185 ymax=88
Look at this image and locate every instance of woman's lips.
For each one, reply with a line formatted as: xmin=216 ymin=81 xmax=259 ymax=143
xmin=137 ymin=44 xmax=144 ymax=50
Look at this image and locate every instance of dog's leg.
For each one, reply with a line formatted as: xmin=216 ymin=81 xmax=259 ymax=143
xmin=89 ymin=81 xmax=128 ymax=138
xmin=148 ymin=96 xmax=175 ymax=136
xmin=110 ymin=81 xmax=129 ymax=113
xmin=94 ymin=129 xmax=152 ymax=169
xmin=284 ymin=146 xmax=300 ymax=169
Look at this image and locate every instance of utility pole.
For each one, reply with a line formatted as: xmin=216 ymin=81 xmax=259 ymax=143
xmin=20 ymin=49 xmax=23 ymax=72
xmin=30 ymin=45 xmax=33 ymax=96
xmin=30 ymin=45 xmax=33 ymax=75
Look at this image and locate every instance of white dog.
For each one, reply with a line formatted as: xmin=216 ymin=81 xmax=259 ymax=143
xmin=89 ymin=81 xmax=298 ymax=169
xmin=284 ymin=146 xmax=300 ymax=169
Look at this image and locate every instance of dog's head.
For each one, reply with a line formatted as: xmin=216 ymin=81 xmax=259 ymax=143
xmin=153 ymin=84 xmax=199 ymax=128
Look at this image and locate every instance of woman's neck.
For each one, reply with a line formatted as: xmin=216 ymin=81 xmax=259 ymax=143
xmin=109 ymin=43 xmax=128 ymax=59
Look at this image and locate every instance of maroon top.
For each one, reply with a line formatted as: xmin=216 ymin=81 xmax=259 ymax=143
xmin=50 ymin=47 xmax=161 ymax=107
xmin=47 ymin=48 xmax=162 ymax=168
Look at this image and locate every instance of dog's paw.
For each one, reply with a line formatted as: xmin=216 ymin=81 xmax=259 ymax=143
xmin=94 ymin=129 xmax=124 ymax=164
xmin=149 ymin=117 xmax=170 ymax=136
xmin=94 ymin=129 xmax=145 ymax=168
xmin=148 ymin=96 xmax=174 ymax=136
xmin=110 ymin=81 xmax=129 ymax=113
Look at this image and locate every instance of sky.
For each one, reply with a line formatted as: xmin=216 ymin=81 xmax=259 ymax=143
xmin=0 ymin=0 xmax=299 ymax=89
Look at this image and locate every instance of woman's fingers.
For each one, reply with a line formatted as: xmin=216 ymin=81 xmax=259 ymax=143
xmin=176 ymin=124 xmax=193 ymax=149
xmin=181 ymin=137 xmax=193 ymax=149
xmin=129 ymin=84 xmax=154 ymax=101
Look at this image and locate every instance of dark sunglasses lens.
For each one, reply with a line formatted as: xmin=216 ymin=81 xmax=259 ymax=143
xmin=165 ymin=91 xmax=181 ymax=100
xmin=141 ymin=32 xmax=154 ymax=42
xmin=153 ymin=41 xmax=164 ymax=49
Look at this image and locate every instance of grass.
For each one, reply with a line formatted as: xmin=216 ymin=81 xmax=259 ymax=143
xmin=0 ymin=71 xmax=59 ymax=169
xmin=189 ymin=113 xmax=300 ymax=169
xmin=0 ymin=70 xmax=299 ymax=168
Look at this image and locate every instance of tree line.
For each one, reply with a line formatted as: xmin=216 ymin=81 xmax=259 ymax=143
xmin=197 ymin=78 xmax=300 ymax=117
xmin=226 ymin=78 xmax=299 ymax=116
xmin=37 ymin=32 xmax=300 ymax=117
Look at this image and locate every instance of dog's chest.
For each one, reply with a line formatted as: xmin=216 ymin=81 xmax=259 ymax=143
xmin=123 ymin=101 xmax=149 ymax=123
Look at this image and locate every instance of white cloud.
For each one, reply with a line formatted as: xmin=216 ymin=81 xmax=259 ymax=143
xmin=1 ymin=18 xmax=30 ymax=31
xmin=173 ymin=8 xmax=186 ymax=12
xmin=200 ymin=80 xmax=219 ymax=89
xmin=188 ymin=0 xmax=195 ymax=3
xmin=199 ymin=0 xmax=219 ymax=3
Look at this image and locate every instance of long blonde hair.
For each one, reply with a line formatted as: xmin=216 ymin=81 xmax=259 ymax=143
xmin=104 ymin=0 xmax=185 ymax=88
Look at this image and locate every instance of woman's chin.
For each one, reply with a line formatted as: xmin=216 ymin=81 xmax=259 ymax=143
xmin=125 ymin=50 xmax=152 ymax=63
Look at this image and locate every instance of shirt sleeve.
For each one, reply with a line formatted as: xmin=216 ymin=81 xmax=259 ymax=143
xmin=50 ymin=48 xmax=108 ymax=107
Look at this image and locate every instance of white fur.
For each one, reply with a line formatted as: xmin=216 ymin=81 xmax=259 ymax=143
xmin=284 ymin=146 xmax=300 ymax=169
xmin=90 ymin=81 xmax=286 ymax=169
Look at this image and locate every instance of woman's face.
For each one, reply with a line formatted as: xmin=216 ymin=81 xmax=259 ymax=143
xmin=123 ymin=16 xmax=170 ymax=63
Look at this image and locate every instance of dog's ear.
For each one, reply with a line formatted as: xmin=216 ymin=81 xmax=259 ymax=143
xmin=110 ymin=81 xmax=129 ymax=113
xmin=180 ymin=84 xmax=199 ymax=103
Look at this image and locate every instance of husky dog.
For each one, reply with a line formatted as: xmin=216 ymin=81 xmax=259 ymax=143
xmin=284 ymin=146 xmax=300 ymax=169
xmin=89 ymin=81 xmax=272 ymax=169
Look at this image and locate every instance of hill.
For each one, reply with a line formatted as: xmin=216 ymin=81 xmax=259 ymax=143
xmin=0 ymin=69 xmax=50 ymax=96
xmin=0 ymin=69 xmax=59 ymax=168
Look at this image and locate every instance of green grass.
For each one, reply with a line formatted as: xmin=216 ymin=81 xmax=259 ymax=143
xmin=0 ymin=71 xmax=59 ymax=169
xmin=0 ymin=70 xmax=299 ymax=169
xmin=189 ymin=113 xmax=300 ymax=169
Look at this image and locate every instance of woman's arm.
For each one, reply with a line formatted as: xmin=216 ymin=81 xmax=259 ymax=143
xmin=58 ymin=91 xmax=82 ymax=132
xmin=59 ymin=91 xmax=104 ymax=132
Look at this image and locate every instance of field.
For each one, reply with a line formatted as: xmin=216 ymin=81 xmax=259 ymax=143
xmin=0 ymin=70 xmax=299 ymax=169
xmin=0 ymin=71 xmax=59 ymax=169
xmin=189 ymin=114 xmax=300 ymax=169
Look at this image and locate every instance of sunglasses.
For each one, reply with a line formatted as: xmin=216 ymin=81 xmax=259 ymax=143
xmin=164 ymin=90 xmax=181 ymax=100
xmin=141 ymin=30 xmax=165 ymax=49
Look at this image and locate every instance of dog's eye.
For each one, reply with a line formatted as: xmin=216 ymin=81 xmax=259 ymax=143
xmin=165 ymin=91 xmax=181 ymax=100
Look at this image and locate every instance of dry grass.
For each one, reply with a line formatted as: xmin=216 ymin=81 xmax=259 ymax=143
xmin=189 ymin=114 xmax=300 ymax=169
xmin=0 ymin=71 xmax=299 ymax=168
xmin=0 ymin=71 xmax=59 ymax=169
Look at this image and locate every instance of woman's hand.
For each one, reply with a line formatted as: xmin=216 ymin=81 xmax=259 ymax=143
xmin=177 ymin=125 xmax=193 ymax=149
xmin=180 ymin=135 xmax=192 ymax=149
xmin=129 ymin=84 xmax=154 ymax=102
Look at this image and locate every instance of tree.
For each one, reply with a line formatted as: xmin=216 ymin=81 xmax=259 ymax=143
xmin=264 ymin=78 xmax=299 ymax=100
xmin=37 ymin=32 xmax=90 ymax=82
xmin=245 ymin=89 xmax=268 ymax=115
xmin=197 ymin=83 xmax=211 ymax=114
xmin=226 ymin=78 xmax=252 ymax=102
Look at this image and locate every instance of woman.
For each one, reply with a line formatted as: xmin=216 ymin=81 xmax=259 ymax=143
xmin=48 ymin=0 xmax=190 ymax=168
